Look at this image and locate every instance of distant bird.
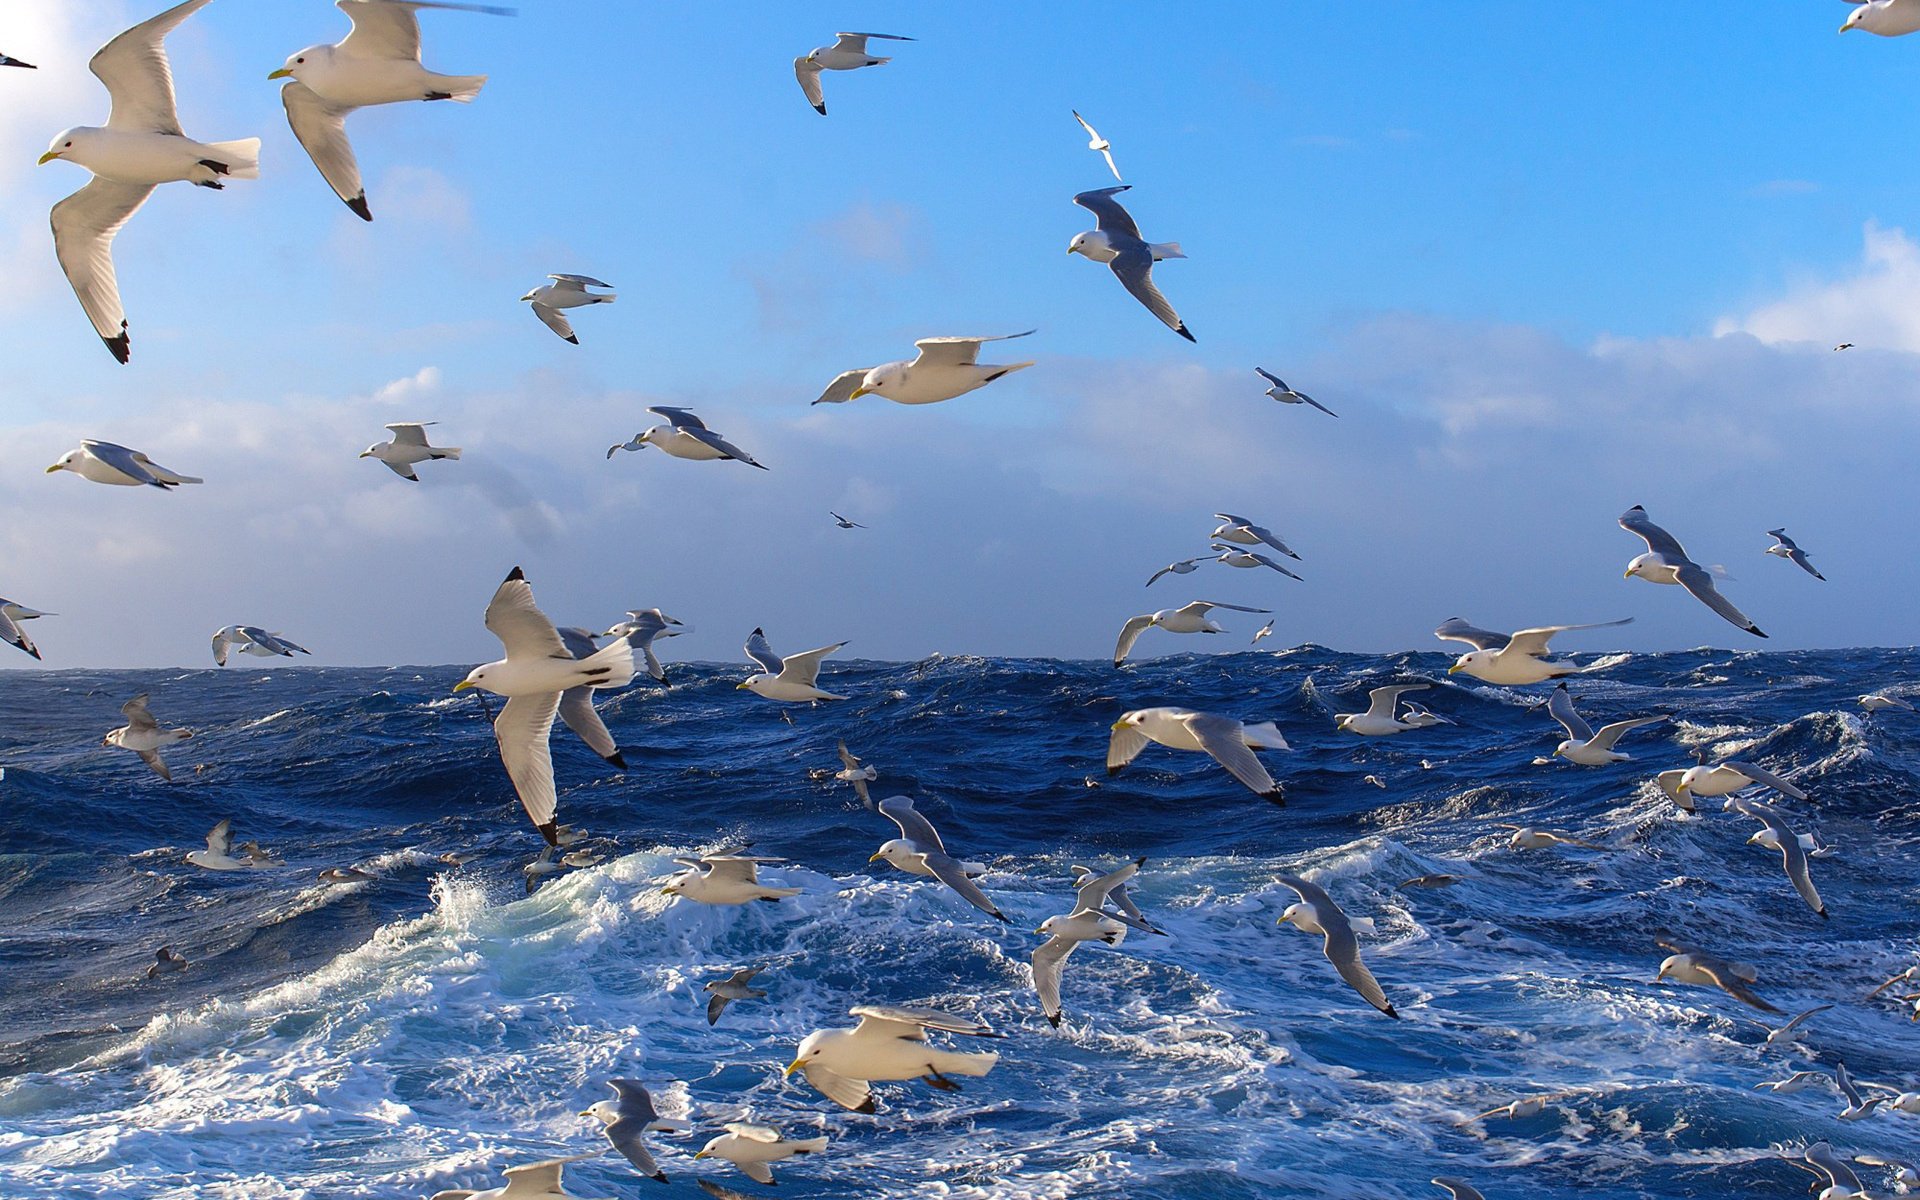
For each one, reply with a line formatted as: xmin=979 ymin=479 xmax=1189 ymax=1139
xmin=553 ymin=627 xmax=630 ymax=769
xmin=1251 ymin=619 xmax=1275 ymax=645
xmin=1543 ymin=684 xmax=1666 ymax=765
xmin=1499 ymin=825 xmax=1608 ymax=852
xmin=522 ymin=274 xmax=615 ymax=343
xmin=784 ymin=1005 xmax=1001 ymax=1112
xmin=1335 ymin=684 xmax=1433 ymax=737
xmin=1069 ymin=858 xmax=1164 ymax=935
xmin=1210 ymin=544 xmax=1304 ymax=581
xmin=834 ymin=741 xmax=876 ymax=807
xmin=870 ymin=796 xmax=1008 ymax=922
xmin=599 ymin=609 xmax=686 ymax=685
xmin=319 ymin=867 xmax=376 ymax=884
xmin=46 ymin=440 xmax=201 ymax=488
xmin=1068 ymin=186 xmax=1193 ymax=340
xmin=580 ymin=1079 xmax=674 ymax=1183
xmin=1460 ymin=1092 xmax=1577 ymax=1125
xmin=1032 ymin=859 xmax=1150 ymax=1026
xmin=212 ymin=625 xmax=311 ymax=666
xmin=1725 ymin=796 xmax=1828 ymax=919
xmin=1071 ymin=109 xmax=1122 ymax=180
xmin=1398 ymin=701 xmax=1452 ymax=728
xmin=273 ymin=0 xmax=508 ymax=221
xmin=1653 ymin=936 xmax=1783 ymax=1013
xmin=1254 ymin=368 xmax=1338 ymax=416
xmin=792 ymin=31 xmax=912 ymax=115
xmin=830 ymin=511 xmax=866 ymax=529
xmin=1620 ymin=506 xmax=1766 ymax=637
xmin=1275 ymin=874 xmax=1398 ymax=1018
xmin=1859 ymin=691 xmax=1916 ymax=714
xmin=1211 ymin=512 xmax=1302 ymax=560
xmin=1114 ymin=600 xmax=1271 ymax=665
xmin=42 ymin=0 xmax=261 ymax=363
xmin=184 ymin=819 xmax=269 ymax=871
xmin=360 ymin=421 xmax=460 ymax=481
xmin=1841 ymin=0 xmax=1920 ymax=36
xmin=738 ymin=628 xmax=847 ymax=701
xmin=522 ymin=846 xmax=565 ymax=893
xmin=1834 ymin=341 xmax=1856 ymax=350
xmin=1750 ymin=1003 xmax=1833 ymax=1051
xmin=426 ymin=1154 xmax=599 ymax=1200
xmin=106 ymin=693 xmax=191 ymax=781
xmin=1146 ymin=557 xmax=1205 ymax=586
xmin=1765 ymin=528 xmax=1825 ymax=580
xmin=609 ymin=406 xmax=767 ymax=469
xmin=662 ymin=854 xmax=800 ymax=905
xmin=1751 ymin=1069 xmax=1826 ymax=1094
xmin=453 ymin=568 xmax=636 ymax=845
xmin=146 ymin=946 xmax=188 ymax=978
xmin=695 ymin=1124 xmax=829 ymax=1185
xmin=1400 ymin=873 xmax=1458 ymax=888
xmin=1437 ymin=616 xmax=1632 ymax=684
xmin=811 ymin=331 xmax=1036 ymax=406
xmin=1108 ymin=706 xmax=1290 ymax=802
xmin=704 ymin=967 xmax=768 ymax=1026
xmin=1833 ymin=1062 xmax=1886 ymax=1120
xmin=0 ymin=53 xmax=36 ymax=68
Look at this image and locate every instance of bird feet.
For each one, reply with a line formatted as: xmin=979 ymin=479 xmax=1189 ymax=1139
xmin=921 ymin=1067 xmax=962 ymax=1092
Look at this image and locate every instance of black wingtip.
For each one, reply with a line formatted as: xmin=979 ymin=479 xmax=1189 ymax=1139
xmin=1263 ymin=790 xmax=1287 ymax=806
xmin=1175 ymin=324 xmax=1196 ymax=343
xmin=1047 ymin=1013 xmax=1061 ymax=1028
xmin=650 ymin=1173 xmax=668 ymax=1185
xmin=812 ymin=102 xmax=827 ymax=115
xmin=855 ymin=1099 xmax=877 ymax=1115
xmin=1749 ymin=627 xmax=1769 ymax=638
xmin=346 ymin=193 xmax=372 ymax=222
xmin=537 ymin=820 xmax=558 ymax=847
xmin=564 ymin=333 xmax=579 ymax=344
xmin=1382 ymin=1005 xmax=1401 ymax=1019
xmin=505 ymin=566 xmax=526 ymax=582
xmin=992 ymin=911 xmax=1011 ymax=924
xmin=104 ymin=332 xmax=130 ymax=364
xmin=750 ymin=626 xmax=764 ymax=636
xmin=605 ymin=751 xmax=628 ymax=769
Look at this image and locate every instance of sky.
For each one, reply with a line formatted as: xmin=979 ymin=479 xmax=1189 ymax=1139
xmin=2 ymin=0 xmax=1918 ymax=670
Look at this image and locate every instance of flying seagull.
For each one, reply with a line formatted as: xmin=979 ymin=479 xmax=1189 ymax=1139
xmin=1071 ymin=109 xmax=1122 ymax=180
xmin=609 ymin=407 xmax=767 ymax=469
xmin=869 ymin=796 xmax=1009 ymax=923
xmin=1764 ymin=528 xmax=1825 ymax=581
xmin=522 ymin=274 xmax=615 ymax=344
xmin=1275 ymin=874 xmax=1399 ymax=1018
xmin=1068 ymin=186 xmax=1193 ymax=340
xmin=211 ymin=625 xmax=311 ymax=666
xmin=46 ymin=440 xmax=201 ymax=488
xmin=361 ymin=421 xmax=460 ymax=480
xmin=1114 ymin=600 xmax=1270 ymax=665
xmin=830 ymin=512 xmax=866 ymax=529
xmin=1211 ymin=512 xmax=1302 ymax=560
xmin=811 ymin=332 xmax=1036 ymax=406
xmin=1620 ymin=505 xmax=1766 ymax=637
xmin=579 ymin=1079 xmax=674 ymax=1183
xmin=1254 ymin=368 xmax=1338 ymax=416
xmin=1437 ymin=616 xmax=1632 ymax=684
xmin=793 ymin=31 xmax=912 ymax=114
xmin=738 ymin=628 xmax=846 ymax=701
xmin=1108 ymin=707 xmax=1290 ymax=802
xmin=105 ymin=693 xmax=191 ymax=781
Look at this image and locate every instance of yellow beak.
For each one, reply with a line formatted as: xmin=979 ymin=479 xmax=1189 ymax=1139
xmin=1622 ymin=569 xmax=1633 ymax=578
xmin=268 ymin=68 xmax=292 ymax=79
xmin=451 ymin=680 xmax=474 ymax=692
xmin=660 ymin=885 xmax=674 ymax=894
xmin=783 ymin=1058 xmax=805 ymax=1077
xmin=735 ymin=680 xmax=752 ymax=690
xmin=44 ymin=463 xmax=61 ymax=473
xmin=1446 ymin=663 xmax=1463 ymax=674
xmin=848 ymin=386 xmax=870 ymax=399
xmin=867 ymin=850 xmax=885 ymax=862
xmin=693 ymin=1150 xmax=711 ymax=1160
xmin=37 ymin=151 xmax=57 ymax=165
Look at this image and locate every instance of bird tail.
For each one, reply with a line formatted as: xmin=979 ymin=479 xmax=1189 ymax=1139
xmin=1150 ymin=241 xmax=1186 ymax=260
xmin=1241 ymin=721 xmax=1290 ymax=750
xmin=434 ymin=74 xmax=488 ymax=102
xmin=791 ymin=1137 xmax=830 ymax=1154
xmin=430 ymin=448 xmax=462 ymax=460
xmin=207 ymin=139 xmax=261 ymax=179
xmin=944 ymin=1050 xmax=999 ymax=1077
xmin=579 ymin=636 xmax=636 ymax=690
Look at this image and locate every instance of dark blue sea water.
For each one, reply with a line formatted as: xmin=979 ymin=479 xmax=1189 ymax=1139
xmin=1 ymin=647 xmax=1916 ymax=1199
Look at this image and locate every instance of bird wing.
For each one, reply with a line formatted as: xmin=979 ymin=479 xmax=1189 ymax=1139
xmin=1366 ymin=684 xmax=1429 ymax=721
xmin=647 ymin=406 xmax=708 ymax=430
xmin=835 ymin=31 xmax=914 ymax=45
xmin=744 ymin=628 xmax=784 ymax=675
xmin=1699 ymin=960 xmax=1784 ymax=1013
xmin=705 ymin=993 xmax=729 ymax=1025
xmin=1432 ymin=618 xmax=1509 ymax=651
xmin=1099 ymin=146 xmax=1122 ymax=181
xmin=925 ymin=851 xmax=1006 ymax=920
xmin=52 ymin=179 xmax=153 ymax=354
xmin=484 ymin=568 xmax=567 ymax=659
xmin=1619 ymin=505 xmax=1690 ymax=559
xmin=550 ymin=273 xmax=611 ymax=288
xmin=1785 ymin=547 xmax=1824 ymax=579
xmin=1324 ymin=922 xmax=1396 ymax=1016
xmin=1300 ymin=392 xmax=1339 ymax=417
xmin=1432 ymin=1180 xmax=1488 ymax=1200
xmin=837 ymin=741 xmax=863 ymax=772
xmin=701 ymin=856 xmax=768 ymax=883
xmin=1113 ymin=614 xmax=1152 ymax=665
xmin=680 ymin=426 xmax=767 ymax=469
xmin=121 ymin=693 xmax=160 ymax=731
xmin=337 ymin=0 xmax=429 ymax=62
xmin=850 ymin=1005 xmax=992 ymax=1037
xmin=1719 ymin=761 xmax=1809 ymax=801
xmin=1106 ymin=722 xmax=1150 ymax=774
xmin=531 ymin=303 xmax=576 ymax=341
xmin=498 ymin=1156 xmax=596 ymax=1197
xmin=1807 ymin=1144 xmax=1867 ymax=1195
xmin=910 ymin=329 xmax=1035 ymax=368
xmin=0 ymin=611 xmax=36 ymax=660
xmin=494 ymin=693 xmax=561 ymax=840
xmin=1588 ymin=716 xmax=1663 ymax=750
xmin=1276 ymin=873 xmax=1335 ymax=911
xmin=81 ymin=440 xmax=162 ymax=486
xmin=137 ymin=749 xmax=173 ymax=781
xmin=282 ymin=82 xmax=365 ymax=216
xmin=604 ymin=1117 xmax=662 ymax=1178
xmin=1107 ymin=246 xmax=1187 ymax=337
xmin=1504 ymin=618 xmax=1633 ymax=657
xmin=1032 ymin=935 xmax=1078 ymax=1022
xmin=1184 ymin=600 xmax=1270 ymax=616
xmin=811 ymin=367 xmax=871 ymax=405
xmin=1247 ymin=552 xmax=1303 ymax=581
xmin=876 ymin=795 xmax=946 ymax=853
xmin=1187 ymin=713 xmax=1280 ymax=796
xmin=1546 ymin=685 xmax=1593 ymax=742
xmin=557 ymin=686 xmax=619 ymax=763
xmin=382 ymin=459 xmax=419 ymax=480
xmin=793 ymin=57 xmax=825 ymax=112
xmin=205 ymin=818 xmax=232 ymax=854
xmin=801 ymin=1062 xmax=871 ymax=1111
xmin=778 ymin=642 xmax=845 ymax=686
xmin=1675 ymin=564 xmax=1765 ymax=636
xmin=1072 ymin=185 xmax=1141 ymax=238
xmin=94 ymin=0 xmax=210 ymax=134
xmin=385 ymin=422 xmax=433 ymax=446
xmin=1242 ymin=522 xmax=1300 ymax=559
xmin=1072 ymin=858 xmax=1141 ymax=913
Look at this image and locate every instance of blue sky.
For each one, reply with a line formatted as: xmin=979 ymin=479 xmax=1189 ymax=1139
xmin=1 ymin=1 xmax=1917 ymax=669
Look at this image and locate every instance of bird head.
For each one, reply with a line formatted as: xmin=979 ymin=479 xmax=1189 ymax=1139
xmin=1066 ymin=232 xmax=1093 ymax=258
xmin=1654 ymin=955 xmax=1678 ymax=983
xmin=1842 ymin=6 xmax=1867 ymax=32
xmin=784 ymin=1032 xmax=826 ymax=1076
xmin=269 ymin=47 xmax=326 ymax=81
xmin=1110 ymin=711 xmax=1144 ymax=732
xmin=851 ymin=365 xmax=899 ymax=401
xmin=452 ymin=667 xmax=488 ymax=693
xmin=1276 ymin=902 xmax=1306 ymax=929
xmin=868 ymin=839 xmax=909 ymax=866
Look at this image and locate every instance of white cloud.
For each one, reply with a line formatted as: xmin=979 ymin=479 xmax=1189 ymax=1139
xmin=1715 ymin=221 xmax=1920 ymax=352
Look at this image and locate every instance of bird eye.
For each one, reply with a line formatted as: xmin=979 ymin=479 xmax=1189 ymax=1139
xmin=64 ymin=141 xmax=72 ymax=148
xmin=296 ymin=57 xmax=305 ymax=63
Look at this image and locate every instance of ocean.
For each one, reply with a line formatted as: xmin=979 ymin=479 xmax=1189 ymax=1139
xmin=0 ymin=646 xmax=1915 ymax=1199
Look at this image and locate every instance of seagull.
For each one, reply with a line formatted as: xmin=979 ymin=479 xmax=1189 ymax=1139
xmin=1211 ymin=513 xmax=1302 ymax=560
xmin=361 ymin=421 xmax=460 ymax=480
xmin=1460 ymin=1092 xmax=1578 ymax=1125
xmin=1069 ymin=186 xmax=1193 ymax=341
xmin=792 ymin=31 xmax=912 ymax=115
xmin=662 ymin=854 xmax=800 ymax=905
xmin=1543 ymin=684 xmax=1666 ymax=765
xmin=579 ymin=1079 xmax=674 ymax=1183
xmin=1113 ymin=600 xmax=1270 ymax=665
xmin=184 ymin=819 xmax=264 ymax=870
xmin=1437 ymin=616 xmax=1632 ymax=685
xmin=608 ymin=407 xmax=767 ymax=469
xmin=1835 ymin=341 xmax=1857 ymax=350
xmin=1868 ymin=965 xmax=1920 ymax=999
xmin=1210 ymin=544 xmax=1304 ymax=581
xmin=426 ymin=1154 xmax=601 ymax=1200
xmin=319 ymin=867 xmax=376 ymax=884
xmin=146 ymin=946 xmax=188 ymax=978
xmin=869 ymin=796 xmax=1008 ymax=922
xmin=1842 ymin=0 xmax=1920 ymax=35
xmin=811 ymin=331 xmax=1036 ymax=406
xmin=553 ymin=628 xmax=630 ymax=769
xmin=704 ymin=967 xmax=768 ymax=1026
xmin=1146 ymin=557 xmax=1205 ymax=586
xmin=1398 ymin=702 xmax=1452 ymax=728
xmin=784 ymin=1005 xmax=1001 ymax=1113
xmin=599 ymin=609 xmax=686 ymax=685
xmin=1799 ymin=1143 xmax=1870 ymax=1200
xmin=1499 ymin=825 xmax=1608 ymax=851
xmin=1667 ymin=753 xmax=1809 ymax=805
xmin=1620 ymin=506 xmax=1766 ymax=637
xmin=1 ymin=53 xmax=37 ymax=69
xmin=452 ymin=568 xmax=636 ymax=845
xmin=1834 ymin=1062 xmax=1886 ymax=1120
xmin=695 ymin=1125 xmax=828 ymax=1185
xmin=1069 ymin=858 xmax=1164 ymax=936
xmin=1071 ymin=109 xmax=1122 ymax=180
xmin=41 ymin=0 xmax=261 ymax=363
xmin=1855 ymin=1155 xmax=1920 ymax=1195
xmin=1253 ymin=368 xmax=1338 ymax=416
xmin=211 ymin=625 xmax=311 ymax=666
xmin=829 ymin=511 xmax=866 ymax=529
xmin=1753 ymin=1069 xmax=1827 ymax=1094
xmin=0 ymin=604 xmax=44 ymax=660
xmin=738 ymin=628 xmax=846 ymax=702
xmin=522 ymin=275 xmax=615 ymax=344
xmin=1765 ymin=528 xmax=1826 ymax=581
xmin=105 ymin=693 xmax=191 ymax=781
xmin=1858 ymin=692 xmax=1914 ymax=714
xmin=1251 ymin=619 xmax=1275 ymax=645
xmin=834 ymin=741 xmax=876 ymax=807
xmin=1750 ymin=1003 xmax=1833 ymax=1050
xmin=1725 ymin=796 xmax=1828 ymax=919
xmin=1654 ymin=936 xmax=1783 ymax=1013
xmin=1033 ymin=859 xmax=1150 ymax=1026
xmin=1275 ymin=874 xmax=1398 ymax=1018
xmin=1400 ymin=874 xmax=1460 ymax=888
xmin=1432 ymin=1180 xmax=1486 ymax=1200
xmin=1109 ymin=707 xmax=1290 ymax=802
xmin=46 ymin=440 xmax=201 ymax=488
xmin=1335 ymin=684 xmax=1433 ymax=737
xmin=272 ymin=0 xmax=509 ymax=221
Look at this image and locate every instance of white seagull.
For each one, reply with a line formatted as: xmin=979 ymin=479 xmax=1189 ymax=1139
xmin=1543 ymin=683 xmax=1666 ymax=765
xmin=272 ymin=0 xmax=508 ymax=221
xmin=834 ymin=741 xmax=877 ymax=807
xmin=0 ymin=600 xmax=50 ymax=660
xmin=46 ymin=440 xmax=201 ymax=489
xmin=737 ymin=628 xmax=846 ymax=701
xmin=1275 ymin=874 xmax=1399 ymax=1018
xmin=360 ymin=421 xmax=460 ymax=480
xmin=661 ymin=854 xmax=800 ymax=905
xmin=1335 ymin=684 xmax=1433 ymax=737
xmin=1072 ymin=109 xmax=1122 ymax=180
xmin=1842 ymin=0 xmax=1920 ymax=36
xmin=1766 ymin=528 xmax=1826 ymax=581
xmin=1032 ymin=858 xmax=1152 ymax=1027
xmin=40 ymin=0 xmax=261 ymax=363
xmin=1725 ymin=796 xmax=1828 ymax=919
xmin=1146 ymin=557 xmax=1205 ymax=587
xmin=784 ymin=1005 xmax=1001 ymax=1113
xmin=184 ymin=819 xmax=272 ymax=871
xmin=1114 ymin=600 xmax=1270 ymax=666
xmin=1620 ymin=505 xmax=1766 ymax=638
xmin=426 ymin=1154 xmax=602 ymax=1200
xmin=599 ymin=609 xmax=686 ymax=685
xmin=811 ymin=331 xmax=1036 ymax=406
xmin=695 ymin=1125 xmax=827 ymax=1185
xmin=1211 ymin=512 xmax=1302 ymax=560
xmin=1653 ymin=936 xmax=1783 ymax=1013
xmin=1069 ymin=186 xmax=1193 ymax=341
xmin=211 ymin=625 xmax=311 ymax=666
xmin=106 ymin=693 xmax=191 ymax=781
xmin=1210 ymin=544 xmax=1303 ymax=581
xmin=704 ymin=966 xmax=768 ymax=1026
xmin=1108 ymin=706 xmax=1290 ymax=802
xmin=1254 ymin=367 xmax=1338 ymax=416
xmin=1436 ymin=616 xmax=1632 ymax=685
xmin=522 ymin=274 xmax=615 ymax=344
xmin=869 ymin=795 xmax=1008 ymax=923
xmin=579 ymin=1079 xmax=675 ymax=1184
xmin=792 ymin=31 xmax=912 ymax=115
xmin=608 ymin=407 xmax=767 ymax=469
